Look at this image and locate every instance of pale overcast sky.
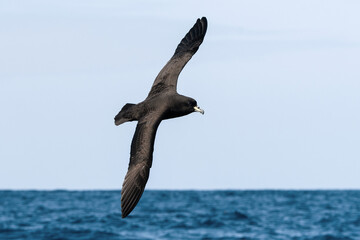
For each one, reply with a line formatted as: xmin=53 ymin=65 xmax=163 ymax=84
xmin=1 ymin=0 xmax=359 ymax=190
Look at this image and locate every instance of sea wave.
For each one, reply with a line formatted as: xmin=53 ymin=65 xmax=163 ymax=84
xmin=0 ymin=190 xmax=359 ymax=240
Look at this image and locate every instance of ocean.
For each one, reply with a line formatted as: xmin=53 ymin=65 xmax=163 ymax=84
xmin=0 ymin=190 xmax=359 ymax=240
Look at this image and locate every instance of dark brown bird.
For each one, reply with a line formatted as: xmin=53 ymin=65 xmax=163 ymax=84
xmin=114 ymin=17 xmax=207 ymax=218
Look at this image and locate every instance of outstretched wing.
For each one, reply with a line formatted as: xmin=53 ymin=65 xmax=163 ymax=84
xmin=147 ymin=17 xmax=207 ymax=97
xmin=121 ymin=114 xmax=162 ymax=218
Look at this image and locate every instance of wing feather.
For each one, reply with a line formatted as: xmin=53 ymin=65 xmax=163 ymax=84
xmin=147 ymin=17 xmax=207 ymax=97
xmin=121 ymin=115 xmax=161 ymax=218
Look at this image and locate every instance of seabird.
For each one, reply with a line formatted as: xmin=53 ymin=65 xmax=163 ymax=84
xmin=115 ymin=17 xmax=208 ymax=218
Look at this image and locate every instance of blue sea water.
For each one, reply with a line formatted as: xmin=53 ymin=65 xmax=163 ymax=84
xmin=0 ymin=190 xmax=359 ymax=240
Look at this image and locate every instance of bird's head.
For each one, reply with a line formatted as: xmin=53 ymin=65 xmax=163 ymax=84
xmin=185 ymin=98 xmax=204 ymax=115
xmin=164 ymin=95 xmax=204 ymax=119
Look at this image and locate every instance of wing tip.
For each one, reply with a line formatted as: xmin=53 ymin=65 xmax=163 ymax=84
xmin=120 ymin=162 xmax=150 ymax=218
xmin=200 ymin=16 xmax=207 ymax=27
xmin=121 ymin=207 xmax=131 ymax=218
xmin=121 ymin=189 xmax=143 ymax=218
xmin=174 ymin=16 xmax=208 ymax=55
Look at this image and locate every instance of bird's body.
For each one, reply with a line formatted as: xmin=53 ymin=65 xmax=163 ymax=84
xmin=115 ymin=17 xmax=207 ymax=218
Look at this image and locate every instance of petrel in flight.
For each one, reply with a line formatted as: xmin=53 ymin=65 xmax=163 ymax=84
xmin=115 ymin=17 xmax=208 ymax=218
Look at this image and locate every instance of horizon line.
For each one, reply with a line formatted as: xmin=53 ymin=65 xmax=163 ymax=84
xmin=1 ymin=188 xmax=359 ymax=191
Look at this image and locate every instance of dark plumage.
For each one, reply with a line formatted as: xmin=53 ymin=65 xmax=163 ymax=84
xmin=114 ymin=17 xmax=208 ymax=218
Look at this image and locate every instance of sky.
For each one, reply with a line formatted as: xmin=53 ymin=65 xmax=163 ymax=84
xmin=1 ymin=0 xmax=359 ymax=190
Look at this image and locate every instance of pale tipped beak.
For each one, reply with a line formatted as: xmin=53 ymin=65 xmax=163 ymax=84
xmin=194 ymin=106 xmax=204 ymax=115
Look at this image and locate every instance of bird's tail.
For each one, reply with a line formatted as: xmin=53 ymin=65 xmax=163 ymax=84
xmin=114 ymin=103 xmax=137 ymax=126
